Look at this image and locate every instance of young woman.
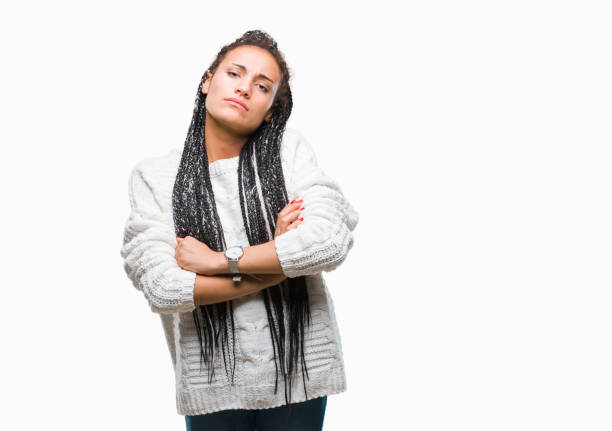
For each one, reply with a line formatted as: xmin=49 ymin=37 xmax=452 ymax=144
xmin=120 ymin=30 xmax=359 ymax=431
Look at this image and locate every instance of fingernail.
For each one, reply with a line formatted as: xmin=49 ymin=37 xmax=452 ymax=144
xmin=297 ymin=199 xmax=303 ymax=203
xmin=299 ymin=217 xmax=304 ymax=221
xmin=300 ymin=207 xmax=304 ymax=210
xmin=290 ymin=200 xmax=295 ymax=204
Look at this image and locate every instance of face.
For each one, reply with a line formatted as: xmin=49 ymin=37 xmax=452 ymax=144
xmin=202 ymin=45 xmax=282 ymax=135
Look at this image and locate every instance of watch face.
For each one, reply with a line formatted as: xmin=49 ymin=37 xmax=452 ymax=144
xmin=226 ymin=246 xmax=243 ymax=259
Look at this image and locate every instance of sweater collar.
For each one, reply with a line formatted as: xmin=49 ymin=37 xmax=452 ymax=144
xmin=208 ymin=155 xmax=239 ymax=178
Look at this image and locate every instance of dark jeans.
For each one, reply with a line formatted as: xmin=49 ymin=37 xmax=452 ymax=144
xmin=185 ymin=395 xmax=327 ymax=431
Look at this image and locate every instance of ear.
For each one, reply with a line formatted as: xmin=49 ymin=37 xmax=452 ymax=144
xmin=201 ymin=72 xmax=212 ymax=95
xmin=264 ymin=108 xmax=274 ymax=123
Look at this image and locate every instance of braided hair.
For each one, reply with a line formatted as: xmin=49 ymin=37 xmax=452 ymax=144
xmin=172 ymin=30 xmax=312 ymax=405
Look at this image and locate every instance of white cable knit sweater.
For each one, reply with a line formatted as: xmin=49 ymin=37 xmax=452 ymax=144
xmin=120 ymin=127 xmax=359 ymax=416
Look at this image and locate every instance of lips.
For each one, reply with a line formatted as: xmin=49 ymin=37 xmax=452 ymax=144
xmin=225 ymin=98 xmax=248 ymax=111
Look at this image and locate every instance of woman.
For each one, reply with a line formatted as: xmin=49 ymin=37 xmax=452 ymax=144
xmin=120 ymin=30 xmax=359 ymax=431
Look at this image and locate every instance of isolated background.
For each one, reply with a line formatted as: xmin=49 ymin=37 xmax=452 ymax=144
xmin=1 ymin=1 xmax=611 ymax=430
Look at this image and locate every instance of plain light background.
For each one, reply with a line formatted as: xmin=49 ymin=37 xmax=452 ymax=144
xmin=1 ymin=1 xmax=611 ymax=430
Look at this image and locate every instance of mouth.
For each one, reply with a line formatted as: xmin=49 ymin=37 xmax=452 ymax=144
xmin=224 ymin=98 xmax=248 ymax=111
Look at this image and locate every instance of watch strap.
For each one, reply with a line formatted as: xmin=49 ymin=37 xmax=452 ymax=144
xmin=228 ymin=259 xmax=240 ymax=275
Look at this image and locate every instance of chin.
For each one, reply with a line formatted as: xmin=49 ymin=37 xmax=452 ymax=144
xmin=207 ymin=105 xmax=260 ymax=133
xmin=222 ymin=116 xmax=258 ymax=135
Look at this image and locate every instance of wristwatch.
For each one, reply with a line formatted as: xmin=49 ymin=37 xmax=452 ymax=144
xmin=224 ymin=245 xmax=244 ymax=282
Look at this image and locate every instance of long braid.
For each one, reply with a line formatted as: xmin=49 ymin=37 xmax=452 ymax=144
xmin=172 ymin=30 xmax=312 ymax=405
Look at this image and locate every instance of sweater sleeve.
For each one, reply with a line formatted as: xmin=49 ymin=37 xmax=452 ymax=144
xmin=274 ymin=132 xmax=360 ymax=278
xmin=120 ymin=164 xmax=197 ymax=314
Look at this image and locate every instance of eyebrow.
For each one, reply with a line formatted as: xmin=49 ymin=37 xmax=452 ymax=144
xmin=229 ymin=63 xmax=274 ymax=84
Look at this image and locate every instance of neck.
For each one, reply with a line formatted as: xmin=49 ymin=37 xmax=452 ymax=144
xmin=204 ymin=113 xmax=248 ymax=163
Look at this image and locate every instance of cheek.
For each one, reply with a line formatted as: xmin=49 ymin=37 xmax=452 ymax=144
xmin=254 ymin=93 xmax=275 ymax=112
xmin=208 ymin=76 xmax=229 ymax=96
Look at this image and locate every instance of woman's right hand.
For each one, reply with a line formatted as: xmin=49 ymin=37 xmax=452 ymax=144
xmin=274 ymin=199 xmax=304 ymax=238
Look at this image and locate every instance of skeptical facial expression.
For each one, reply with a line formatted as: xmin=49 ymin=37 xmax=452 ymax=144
xmin=202 ymin=45 xmax=282 ymax=134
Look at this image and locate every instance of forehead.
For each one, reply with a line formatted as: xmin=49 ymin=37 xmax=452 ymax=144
xmin=221 ymin=46 xmax=281 ymax=82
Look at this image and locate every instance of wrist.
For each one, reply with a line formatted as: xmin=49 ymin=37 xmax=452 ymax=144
xmin=217 ymin=251 xmax=229 ymax=273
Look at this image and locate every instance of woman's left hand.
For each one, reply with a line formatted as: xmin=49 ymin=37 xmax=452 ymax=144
xmin=175 ymin=236 xmax=221 ymax=276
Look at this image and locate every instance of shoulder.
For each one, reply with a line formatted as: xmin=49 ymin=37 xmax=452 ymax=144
xmin=130 ymin=148 xmax=181 ymax=185
xmin=126 ymin=148 xmax=181 ymax=213
xmin=280 ymin=126 xmax=317 ymax=165
xmin=280 ymin=126 xmax=299 ymax=160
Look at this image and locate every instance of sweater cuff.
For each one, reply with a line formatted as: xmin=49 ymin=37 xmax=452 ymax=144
xmin=175 ymin=269 xmax=197 ymax=310
xmin=144 ymin=266 xmax=197 ymax=314
xmin=274 ymin=228 xmax=349 ymax=279
xmin=274 ymin=229 xmax=305 ymax=278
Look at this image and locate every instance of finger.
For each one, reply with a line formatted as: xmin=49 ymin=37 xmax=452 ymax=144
xmin=287 ymin=218 xmax=304 ymax=231
xmin=287 ymin=205 xmax=305 ymax=220
xmin=284 ymin=202 xmax=305 ymax=218
xmin=279 ymin=199 xmax=303 ymax=215
xmin=280 ymin=208 xmax=303 ymax=226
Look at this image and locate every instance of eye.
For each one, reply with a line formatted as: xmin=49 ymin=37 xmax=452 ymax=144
xmin=228 ymin=70 xmax=268 ymax=92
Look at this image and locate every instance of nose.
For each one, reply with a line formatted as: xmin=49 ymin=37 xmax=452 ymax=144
xmin=236 ymin=84 xmax=249 ymax=98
